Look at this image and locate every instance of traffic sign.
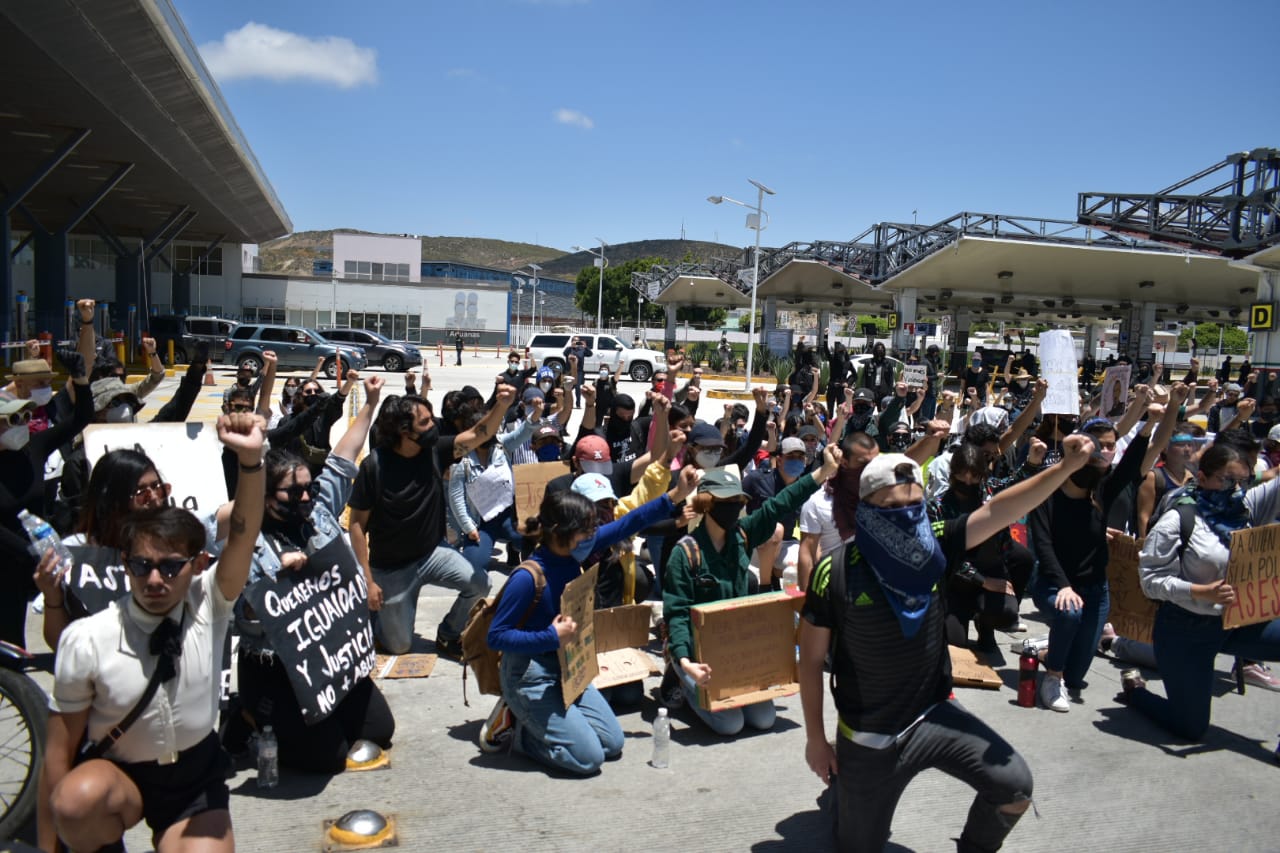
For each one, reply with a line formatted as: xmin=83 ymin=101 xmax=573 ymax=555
xmin=904 ymin=323 xmax=915 ymax=335
xmin=1250 ymin=303 xmax=1275 ymax=331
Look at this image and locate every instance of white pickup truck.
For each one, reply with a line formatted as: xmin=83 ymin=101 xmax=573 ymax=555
xmin=526 ymin=332 xmax=667 ymax=382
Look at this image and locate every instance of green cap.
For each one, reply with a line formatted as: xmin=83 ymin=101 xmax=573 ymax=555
xmin=697 ymin=466 xmax=744 ymax=499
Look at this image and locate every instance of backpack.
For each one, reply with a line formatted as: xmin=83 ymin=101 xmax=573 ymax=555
xmin=460 ymin=560 xmax=546 ymax=706
xmin=674 ymin=527 xmax=754 ymax=596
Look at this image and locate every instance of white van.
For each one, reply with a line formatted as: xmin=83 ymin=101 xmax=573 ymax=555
xmin=526 ymin=332 xmax=667 ymax=382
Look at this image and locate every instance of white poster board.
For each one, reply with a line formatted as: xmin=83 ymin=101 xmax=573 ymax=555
xmin=903 ymin=364 xmax=928 ymax=389
xmin=84 ymin=423 xmax=229 ymax=517
xmin=1038 ymin=330 xmax=1080 ymax=416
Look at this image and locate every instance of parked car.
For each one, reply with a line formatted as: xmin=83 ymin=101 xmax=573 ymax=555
xmin=223 ymin=324 xmax=366 ymax=378
xmin=148 ymin=315 xmax=238 ymax=363
xmin=525 ymin=332 xmax=667 ymax=382
xmin=319 ymin=328 xmax=422 ymax=372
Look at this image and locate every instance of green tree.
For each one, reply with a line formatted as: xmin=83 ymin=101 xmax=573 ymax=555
xmin=574 ymin=256 xmax=725 ymax=329
xmin=1177 ymin=323 xmax=1249 ymax=356
xmin=738 ymin=311 xmax=763 ymax=333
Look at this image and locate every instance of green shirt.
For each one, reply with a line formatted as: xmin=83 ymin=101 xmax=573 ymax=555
xmin=663 ymin=473 xmax=820 ymax=663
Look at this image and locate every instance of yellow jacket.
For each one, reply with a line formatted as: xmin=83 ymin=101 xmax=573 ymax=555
xmin=614 ymin=460 xmax=673 ymax=603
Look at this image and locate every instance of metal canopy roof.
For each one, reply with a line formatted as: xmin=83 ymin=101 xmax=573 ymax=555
xmin=755 ymin=259 xmax=892 ymax=313
xmin=0 ymin=0 xmax=290 ymax=244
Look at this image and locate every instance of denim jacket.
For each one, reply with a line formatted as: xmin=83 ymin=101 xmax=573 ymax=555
xmin=203 ymin=453 xmax=358 ymax=657
xmin=447 ymin=418 xmax=537 ymax=535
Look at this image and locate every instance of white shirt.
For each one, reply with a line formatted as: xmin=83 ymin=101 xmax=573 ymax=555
xmin=52 ymin=568 xmax=234 ymax=764
xmin=799 ymin=489 xmax=847 ymax=556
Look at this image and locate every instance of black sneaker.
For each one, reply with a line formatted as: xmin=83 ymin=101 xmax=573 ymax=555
xmin=435 ymin=633 xmax=463 ymax=661
xmin=659 ymin=666 xmax=685 ymax=709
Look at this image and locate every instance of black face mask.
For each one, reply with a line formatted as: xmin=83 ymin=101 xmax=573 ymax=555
xmin=707 ymin=500 xmax=743 ymax=530
xmin=1069 ymin=465 xmax=1106 ymax=491
xmin=948 ymin=480 xmax=982 ymax=508
xmin=414 ymin=425 xmax=439 ymax=449
xmin=271 ymin=497 xmax=314 ymax=527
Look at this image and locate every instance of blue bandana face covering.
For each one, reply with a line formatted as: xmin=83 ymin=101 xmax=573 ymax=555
xmin=854 ymin=500 xmax=947 ymax=638
xmin=1192 ymin=484 xmax=1249 ymax=547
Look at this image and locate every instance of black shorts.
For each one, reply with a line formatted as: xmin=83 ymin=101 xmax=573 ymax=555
xmin=116 ymin=732 xmax=230 ymax=845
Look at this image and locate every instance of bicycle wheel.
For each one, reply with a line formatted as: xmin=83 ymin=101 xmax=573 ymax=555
xmin=0 ymin=668 xmax=47 ymax=840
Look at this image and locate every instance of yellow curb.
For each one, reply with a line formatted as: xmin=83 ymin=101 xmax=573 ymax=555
xmin=705 ymin=389 xmax=755 ymax=400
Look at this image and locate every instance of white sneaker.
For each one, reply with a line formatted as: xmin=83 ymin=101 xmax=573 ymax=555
xmin=1039 ymin=673 xmax=1070 ymax=713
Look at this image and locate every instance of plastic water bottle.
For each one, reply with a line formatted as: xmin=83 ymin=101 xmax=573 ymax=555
xmin=257 ymin=726 xmax=279 ymax=788
xmin=650 ymin=708 xmax=670 ymax=769
xmin=18 ymin=510 xmax=72 ymax=571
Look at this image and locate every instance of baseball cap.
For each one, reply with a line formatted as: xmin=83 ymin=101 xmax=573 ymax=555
xmin=852 ymin=388 xmax=876 ymax=405
xmin=521 ymin=386 xmax=545 ymax=405
xmin=5 ymin=359 xmax=54 ymax=382
xmin=89 ymin=378 xmax=142 ymax=413
xmin=798 ymin=425 xmax=822 ymax=441
xmin=1267 ymin=424 xmax=1280 ymax=444
xmin=697 ymin=467 xmax=745 ymax=499
xmin=1224 ymin=382 xmax=1243 ymax=394
xmin=0 ymin=396 xmax=36 ymax=417
xmin=533 ymin=424 xmax=561 ymax=442
xmin=571 ymin=472 xmax=616 ymax=503
xmin=780 ymin=437 xmax=806 ymax=456
xmin=858 ymin=453 xmax=924 ymax=499
xmin=573 ymin=434 xmax=610 ymax=462
xmin=689 ymin=422 xmax=726 ymax=448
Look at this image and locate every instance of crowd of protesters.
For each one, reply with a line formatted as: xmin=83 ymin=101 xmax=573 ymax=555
xmin=4 ymin=306 xmax=1279 ymax=852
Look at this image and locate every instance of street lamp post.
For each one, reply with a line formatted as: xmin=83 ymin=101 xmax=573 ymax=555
xmin=637 ymin=294 xmax=644 ymax=343
xmin=573 ymin=241 xmax=608 ymax=332
xmin=517 ymin=263 xmax=541 ymax=344
xmin=515 ymin=282 xmax=524 ymax=349
xmin=709 ymin=178 xmax=775 ymax=390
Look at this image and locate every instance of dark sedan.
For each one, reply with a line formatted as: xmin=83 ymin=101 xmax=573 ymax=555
xmin=319 ymin=328 xmax=423 ymax=372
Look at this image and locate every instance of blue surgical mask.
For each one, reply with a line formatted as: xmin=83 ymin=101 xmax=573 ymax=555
xmin=571 ymin=537 xmax=595 ymax=563
xmin=781 ymin=458 xmax=806 ymax=479
xmin=535 ymin=443 xmax=562 ymax=463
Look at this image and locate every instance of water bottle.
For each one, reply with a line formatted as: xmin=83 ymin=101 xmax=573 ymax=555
xmin=650 ymin=708 xmax=671 ymax=769
xmin=19 ymin=509 xmax=72 ymax=571
xmin=257 ymin=726 xmax=279 ymax=788
xmin=1017 ymin=639 xmax=1040 ymax=709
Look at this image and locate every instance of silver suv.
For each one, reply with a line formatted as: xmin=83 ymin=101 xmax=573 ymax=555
xmin=526 ymin=332 xmax=666 ymax=382
xmin=223 ymin=324 xmax=367 ymax=378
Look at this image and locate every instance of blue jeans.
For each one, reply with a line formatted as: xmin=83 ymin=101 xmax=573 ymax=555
xmin=370 ymin=546 xmax=490 ymax=654
xmin=457 ymin=509 xmax=522 ymax=577
xmin=678 ymin=667 xmax=776 ymax=736
xmin=1032 ymin=578 xmax=1109 ymax=689
xmin=500 ymin=650 xmax=625 ymax=775
xmin=1130 ymin=603 xmax=1280 ymax=740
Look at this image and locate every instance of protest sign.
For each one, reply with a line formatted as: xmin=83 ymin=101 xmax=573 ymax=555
xmin=692 ymin=591 xmax=799 ymax=712
xmin=903 ymin=364 xmax=928 ymax=389
xmin=558 ymin=564 xmax=600 ymax=707
xmin=241 ymin=537 xmax=376 ymax=722
xmin=1038 ymin=330 xmax=1080 ymax=416
xmin=592 ymin=604 xmax=658 ymax=690
xmin=949 ymin=646 xmax=1001 ymax=689
xmin=374 ymin=654 xmax=437 ymax=680
xmin=1222 ymin=524 xmax=1280 ymax=629
xmin=1105 ymin=534 xmax=1156 ymax=644
xmin=66 ymin=544 xmax=131 ymax=615
xmin=514 ymin=460 xmax=570 ymax=522
xmin=84 ymin=423 xmax=227 ymax=517
xmin=1100 ymin=364 xmax=1131 ymax=418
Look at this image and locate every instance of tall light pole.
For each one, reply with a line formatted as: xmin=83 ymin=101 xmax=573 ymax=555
xmin=514 ymin=279 xmax=524 ymax=348
xmin=574 ymin=241 xmax=608 ymax=332
xmin=637 ymin=294 xmax=645 ymax=343
xmin=518 ymin=263 xmax=541 ymax=344
xmin=709 ymin=178 xmax=774 ymax=390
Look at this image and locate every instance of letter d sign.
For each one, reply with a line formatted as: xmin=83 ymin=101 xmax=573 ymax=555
xmin=1250 ymin=303 xmax=1275 ymax=331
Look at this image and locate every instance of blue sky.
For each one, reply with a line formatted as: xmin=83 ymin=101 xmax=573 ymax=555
xmin=175 ymin=0 xmax=1280 ymax=253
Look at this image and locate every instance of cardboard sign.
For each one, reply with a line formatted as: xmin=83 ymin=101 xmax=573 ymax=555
xmin=1100 ymin=364 xmax=1131 ymax=418
xmin=514 ymin=460 xmax=570 ymax=522
xmin=903 ymin=364 xmax=928 ymax=389
xmin=374 ymin=654 xmax=437 ymax=680
xmin=592 ymin=604 xmax=658 ymax=690
xmin=1222 ymin=524 xmax=1280 ymax=629
xmin=1038 ymin=330 xmax=1080 ymax=416
xmin=558 ymin=563 xmax=600 ymax=707
xmin=1105 ymin=534 xmax=1157 ymax=644
xmin=84 ymin=423 xmax=228 ymax=517
xmin=241 ymin=540 xmax=376 ymax=723
xmin=691 ymin=591 xmax=800 ymax=712
xmin=949 ymin=646 xmax=1001 ymax=689
xmin=66 ymin=544 xmax=131 ymax=615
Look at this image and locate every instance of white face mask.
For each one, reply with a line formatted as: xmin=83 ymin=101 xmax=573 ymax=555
xmin=694 ymin=449 xmax=722 ymax=469
xmin=105 ymin=403 xmax=136 ymax=424
xmin=283 ymin=385 xmax=298 ymax=397
xmin=579 ymin=459 xmax=612 ymax=476
xmin=0 ymin=425 xmax=30 ymax=452
xmin=540 ymin=382 xmax=554 ymax=393
xmin=29 ymin=387 xmax=53 ymax=407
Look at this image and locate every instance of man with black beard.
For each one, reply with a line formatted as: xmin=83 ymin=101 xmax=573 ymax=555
xmin=349 ymin=385 xmax=516 ymax=657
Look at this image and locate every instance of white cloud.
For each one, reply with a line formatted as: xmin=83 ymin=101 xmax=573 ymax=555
xmin=199 ymin=22 xmax=377 ymax=89
xmin=554 ymin=108 xmax=594 ymax=130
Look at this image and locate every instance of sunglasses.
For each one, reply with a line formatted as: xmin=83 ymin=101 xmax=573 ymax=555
xmin=276 ymin=483 xmax=314 ymax=501
xmin=4 ymin=409 xmax=33 ymax=427
xmin=131 ymin=480 xmax=171 ymax=503
xmin=300 ymin=388 xmax=321 ymax=397
xmin=123 ymin=554 xmax=194 ymax=579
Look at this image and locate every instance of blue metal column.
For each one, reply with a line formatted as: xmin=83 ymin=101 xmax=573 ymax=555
xmin=32 ymin=231 xmax=70 ymax=338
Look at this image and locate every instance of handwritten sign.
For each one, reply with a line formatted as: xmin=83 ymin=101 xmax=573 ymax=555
xmin=1038 ymin=330 xmax=1079 ymax=416
xmin=374 ymin=654 xmax=437 ymax=680
xmin=558 ymin=564 xmax=600 ymax=707
xmin=1100 ymin=364 xmax=1131 ymax=418
xmin=903 ymin=364 xmax=928 ymax=389
xmin=692 ymin=591 xmax=799 ymax=712
xmin=84 ymin=423 xmax=228 ymax=516
xmin=949 ymin=645 xmax=1001 ymax=689
xmin=592 ymin=604 xmax=658 ymax=690
xmin=241 ymin=539 xmax=376 ymax=723
xmin=514 ymin=460 xmax=570 ymax=522
xmin=66 ymin=543 xmax=131 ymax=615
xmin=1105 ymin=534 xmax=1156 ymax=644
xmin=1222 ymin=524 xmax=1280 ymax=629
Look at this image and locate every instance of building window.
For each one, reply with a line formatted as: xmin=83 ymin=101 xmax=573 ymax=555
xmin=173 ymin=244 xmax=223 ymax=276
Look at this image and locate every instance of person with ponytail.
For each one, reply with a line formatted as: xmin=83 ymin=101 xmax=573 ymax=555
xmin=1122 ymin=442 xmax=1280 ymax=739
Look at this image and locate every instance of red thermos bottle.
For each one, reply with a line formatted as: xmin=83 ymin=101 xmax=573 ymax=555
xmin=1017 ymin=642 xmax=1039 ymax=708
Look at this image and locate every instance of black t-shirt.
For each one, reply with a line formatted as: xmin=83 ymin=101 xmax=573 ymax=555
xmin=803 ymin=516 xmax=969 ymax=735
xmin=743 ymin=468 xmax=801 ymax=541
xmin=349 ymin=445 xmax=444 ymax=568
xmin=963 ymin=367 xmax=990 ymax=401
